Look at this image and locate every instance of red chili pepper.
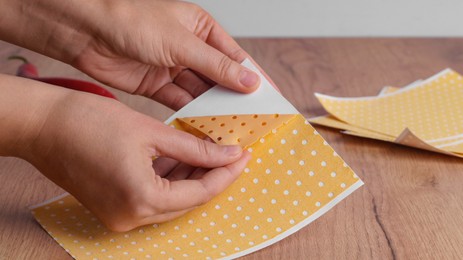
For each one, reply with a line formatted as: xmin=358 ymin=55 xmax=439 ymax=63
xmin=8 ymin=55 xmax=117 ymax=100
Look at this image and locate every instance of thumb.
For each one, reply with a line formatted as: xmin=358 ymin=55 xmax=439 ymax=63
xmin=173 ymin=30 xmax=260 ymax=93
xmin=154 ymin=124 xmax=243 ymax=168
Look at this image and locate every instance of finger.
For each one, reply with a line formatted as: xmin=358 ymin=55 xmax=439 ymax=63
xmin=150 ymin=82 xmax=194 ymax=110
xmin=154 ymin=124 xmax=243 ymax=168
xmin=205 ymin=21 xmax=281 ymax=91
xmin=159 ymin=151 xmax=251 ymax=212
xmin=152 ymin=157 xmax=179 ymax=177
xmin=138 ymin=207 xmax=195 ymax=225
xmin=173 ymin=69 xmax=212 ymax=98
xmin=173 ymin=29 xmax=260 ymax=93
xmin=188 ymin=167 xmax=208 ymax=180
xmin=165 ymin=163 xmax=196 ymax=181
xmin=190 ymin=70 xmax=216 ymax=86
xmin=165 ymin=137 xmax=215 ymax=180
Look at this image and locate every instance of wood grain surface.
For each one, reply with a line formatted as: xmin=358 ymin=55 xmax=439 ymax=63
xmin=1 ymin=38 xmax=463 ymax=259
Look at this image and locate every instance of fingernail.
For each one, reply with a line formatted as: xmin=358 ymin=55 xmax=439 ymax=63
xmin=239 ymin=70 xmax=259 ymax=88
xmin=225 ymin=145 xmax=242 ymax=156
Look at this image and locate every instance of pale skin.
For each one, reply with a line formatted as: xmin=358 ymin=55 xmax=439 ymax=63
xmin=0 ymin=0 xmax=269 ymax=231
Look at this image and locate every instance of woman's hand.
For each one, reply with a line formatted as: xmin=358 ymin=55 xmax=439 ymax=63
xmin=74 ymin=0 xmax=261 ymax=110
xmin=0 ymin=75 xmax=250 ymax=231
xmin=0 ymin=0 xmax=261 ymax=110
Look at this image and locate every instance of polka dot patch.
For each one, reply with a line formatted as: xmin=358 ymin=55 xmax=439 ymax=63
xmin=313 ymin=69 xmax=463 ymax=158
xmin=176 ymin=114 xmax=294 ymax=148
xmin=31 ymin=114 xmax=362 ymax=259
xmin=309 ymin=86 xmax=399 ymax=142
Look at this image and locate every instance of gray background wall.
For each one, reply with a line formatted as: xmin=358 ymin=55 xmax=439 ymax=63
xmin=190 ymin=0 xmax=463 ymax=37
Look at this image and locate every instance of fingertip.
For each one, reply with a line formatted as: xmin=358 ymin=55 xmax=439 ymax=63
xmin=239 ymin=69 xmax=260 ymax=92
xmin=241 ymin=150 xmax=252 ymax=162
xmin=226 ymin=149 xmax=252 ymax=176
xmin=224 ymin=145 xmax=242 ymax=157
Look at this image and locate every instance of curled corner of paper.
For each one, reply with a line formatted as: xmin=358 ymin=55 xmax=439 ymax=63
xmin=394 ymin=128 xmax=462 ymax=158
xmin=173 ymin=114 xmax=297 ymax=148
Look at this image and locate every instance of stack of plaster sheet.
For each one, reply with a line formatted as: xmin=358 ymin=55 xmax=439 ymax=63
xmin=310 ymin=69 xmax=463 ymax=158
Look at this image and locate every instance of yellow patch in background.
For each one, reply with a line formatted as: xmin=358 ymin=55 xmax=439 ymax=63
xmin=316 ymin=69 xmax=463 ymax=141
xmin=311 ymin=70 xmax=463 ymax=157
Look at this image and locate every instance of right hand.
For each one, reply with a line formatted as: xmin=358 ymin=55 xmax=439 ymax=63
xmin=0 ymin=0 xmax=278 ymax=111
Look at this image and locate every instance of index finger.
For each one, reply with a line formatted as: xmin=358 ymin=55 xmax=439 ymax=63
xmin=205 ymin=20 xmax=281 ymax=91
xmin=159 ymin=151 xmax=251 ymax=212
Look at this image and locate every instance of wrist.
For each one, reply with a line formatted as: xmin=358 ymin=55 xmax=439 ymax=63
xmin=0 ymin=74 xmax=70 ymax=159
xmin=0 ymin=0 xmax=105 ymax=64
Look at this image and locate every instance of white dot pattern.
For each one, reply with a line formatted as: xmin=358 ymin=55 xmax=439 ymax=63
xmin=316 ymin=69 xmax=463 ymax=151
xmin=31 ymin=114 xmax=360 ymax=259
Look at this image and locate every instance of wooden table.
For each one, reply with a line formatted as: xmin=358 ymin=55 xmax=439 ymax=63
xmin=1 ymin=38 xmax=463 ymax=259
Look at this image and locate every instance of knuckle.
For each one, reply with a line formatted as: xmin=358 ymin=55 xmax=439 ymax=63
xmin=217 ymin=55 xmax=234 ymax=82
xmin=201 ymin=192 xmax=214 ymax=205
xmin=195 ymin=138 xmax=213 ymax=159
xmin=194 ymin=5 xmax=214 ymax=28
xmin=170 ymin=92 xmax=192 ymax=110
xmin=189 ymin=82 xmax=207 ymax=98
xmin=158 ymin=38 xmax=177 ymax=67
xmin=129 ymin=202 xmax=151 ymax=220
xmin=184 ymin=2 xmax=205 ymax=15
xmin=229 ymin=48 xmax=247 ymax=62
xmin=104 ymin=219 xmax=135 ymax=233
xmin=198 ymin=183 xmax=215 ymax=204
xmin=120 ymin=187 xmax=155 ymax=221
